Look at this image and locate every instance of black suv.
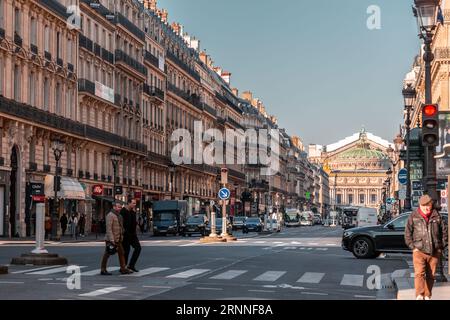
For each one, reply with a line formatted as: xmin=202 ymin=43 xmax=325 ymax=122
xmin=342 ymin=212 xmax=448 ymax=259
xmin=181 ymin=215 xmax=208 ymax=237
xmin=243 ymin=217 xmax=263 ymax=234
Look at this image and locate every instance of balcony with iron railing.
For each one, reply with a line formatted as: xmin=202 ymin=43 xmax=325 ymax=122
xmin=0 ymin=96 xmax=146 ymax=154
xmin=202 ymin=103 xmax=217 ymax=117
xmin=144 ymin=50 xmax=160 ymax=69
xmin=166 ymin=51 xmax=200 ymax=82
xmin=116 ymin=13 xmax=145 ymax=42
xmin=143 ymin=84 xmax=165 ymax=102
xmin=167 ymin=83 xmax=203 ymax=110
xmin=215 ymin=92 xmax=242 ymax=114
xmin=115 ymin=49 xmax=147 ymax=77
xmin=79 ymin=34 xmax=114 ymax=64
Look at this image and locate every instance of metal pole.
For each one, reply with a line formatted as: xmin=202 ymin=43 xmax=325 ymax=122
xmin=423 ymin=30 xmax=438 ymax=201
xmin=113 ymin=163 xmax=117 ymax=200
xmin=51 ymin=153 xmax=61 ymax=241
xmin=448 ymin=175 xmax=449 ymax=276
xmin=405 ymin=107 xmax=412 ymax=211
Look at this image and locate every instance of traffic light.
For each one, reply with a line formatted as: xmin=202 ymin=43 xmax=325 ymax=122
xmin=421 ymin=104 xmax=439 ymax=147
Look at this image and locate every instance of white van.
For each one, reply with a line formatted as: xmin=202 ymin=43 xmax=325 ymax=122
xmin=357 ymin=207 xmax=378 ymax=227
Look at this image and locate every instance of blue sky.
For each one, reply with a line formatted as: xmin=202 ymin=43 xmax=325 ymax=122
xmin=161 ymin=0 xmax=420 ymax=146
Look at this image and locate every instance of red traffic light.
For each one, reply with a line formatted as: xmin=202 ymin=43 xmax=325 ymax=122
xmin=423 ymin=104 xmax=437 ymax=117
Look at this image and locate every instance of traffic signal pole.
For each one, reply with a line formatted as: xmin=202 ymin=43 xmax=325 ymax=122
xmin=423 ymin=30 xmax=438 ymax=201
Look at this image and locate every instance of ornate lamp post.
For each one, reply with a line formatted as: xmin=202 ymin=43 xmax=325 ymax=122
xmin=51 ymin=138 xmax=64 ymax=241
xmin=110 ymin=150 xmax=121 ymax=200
xmin=169 ymin=163 xmax=176 ymax=200
xmin=402 ymin=84 xmax=417 ymax=210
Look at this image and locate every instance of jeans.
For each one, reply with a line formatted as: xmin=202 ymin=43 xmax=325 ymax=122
xmin=122 ymin=235 xmax=141 ymax=268
xmin=413 ymin=250 xmax=440 ymax=298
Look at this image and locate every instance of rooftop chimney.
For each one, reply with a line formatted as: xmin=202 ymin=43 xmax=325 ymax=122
xmin=142 ymin=0 xmax=157 ymax=11
xmin=231 ymin=88 xmax=239 ymax=97
xmin=221 ymin=71 xmax=231 ymax=85
xmin=241 ymin=91 xmax=253 ymax=102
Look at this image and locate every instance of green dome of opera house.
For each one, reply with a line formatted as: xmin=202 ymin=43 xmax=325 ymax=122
xmin=336 ymin=148 xmax=389 ymax=161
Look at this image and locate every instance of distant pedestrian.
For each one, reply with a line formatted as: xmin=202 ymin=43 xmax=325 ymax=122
xmin=68 ymin=213 xmax=78 ymax=239
xmin=100 ymin=202 xmax=132 ymax=275
xmin=60 ymin=213 xmax=68 ymax=236
xmin=78 ymin=213 xmax=86 ymax=237
xmin=120 ymin=199 xmax=141 ymax=273
xmin=405 ymin=195 xmax=448 ymax=300
xmin=45 ymin=215 xmax=52 ymax=240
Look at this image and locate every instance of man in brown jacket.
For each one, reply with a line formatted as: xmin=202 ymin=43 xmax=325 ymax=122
xmin=405 ymin=195 xmax=448 ymax=300
xmin=100 ymin=202 xmax=132 ymax=275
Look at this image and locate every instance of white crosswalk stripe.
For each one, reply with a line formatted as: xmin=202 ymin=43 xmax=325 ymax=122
xmin=81 ymin=267 xmax=120 ymax=276
xmin=340 ymin=274 xmax=364 ymax=287
xmin=11 ymin=266 xmax=62 ymax=274
xmin=297 ymin=272 xmax=325 ymax=284
xmin=210 ymin=270 xmax=247 ymax=280
xmin=27 ymin=266 xmax=87 ymax=275
xmin=79 ymin=287 xmax=126 ymax=297
xmin=253 ymin=271 xmax=286 ymax=282
xmin=127 ymin=267 xmax=170 ymax=277
xmin=167 ymin=269 xmax=210 ymax=279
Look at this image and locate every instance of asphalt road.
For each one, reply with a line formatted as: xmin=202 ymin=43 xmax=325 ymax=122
xmin=0 ymin=226 xmax=409 ymax=300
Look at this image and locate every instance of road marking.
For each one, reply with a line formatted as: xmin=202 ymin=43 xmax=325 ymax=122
xmin=210 ymin=270 xmax=247 ymax=280
xmin=79 ymin=286 xmax=126 ymax=297
xmin=299 ymin=247 xmax=306 ymax=250
xmin=195 ymin=287 xmax=223 ymax=291
xmin=301 ymin=292 xmax=328 ymax=296
xmin=316 ymin=248 xmax=328 ymax=251
xmin=340 ymin=274 xmax=364 ymax=287
xmin=354 ymin=295 xmax=376 ymax=299
xmin=128 ymin=267 xmax=170 ymax=277
xmin=0 ymin=281 xmax=25 ymax=284
xmin=248 ymin=289 xmax=275 ymax=293
xmin=254 ymin=241 xmax=266 ymax=244
xmin=253 ymin=271 xmax=286 ymax=282
xmin=167 ymin=269 xmax=210 ymax=279
xmin=38 ymin=278 xmax=53 ymax=281
xmin=273 ymin=242 xmax=283 ymax=244
xmin=179 ymin=243 xmax=199 ymax=247
xmin=142 ymin=285 xmax=173 ymax=289
xmin=297 ymin=272 xmax=325 ymax=284
xmin=47 ymin=283 xmax=67 ymax=285
xmin=11 ymin=265 xmax=62 ymax=274
xmin=81 ymin=267 xmax=120 ymax=276
xmin=27 ymin=266 xmax=87 ymax=275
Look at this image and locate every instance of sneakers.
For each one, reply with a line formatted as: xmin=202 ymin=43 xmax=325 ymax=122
xmin=416 ymin=295 xmax=424 ymax=300
xmin=100 ymin=270 xmax=112 ymax=276
xmin=128 ymin=266 xmax=139 ymax=273
xmin=424 ymin=296 xmax=431 ymax=300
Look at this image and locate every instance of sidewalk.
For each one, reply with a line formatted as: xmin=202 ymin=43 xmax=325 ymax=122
xmin=393 ymin=270 xmax=450 ymax=300
xmin=0 ymin=233 xmax=146 ymax=245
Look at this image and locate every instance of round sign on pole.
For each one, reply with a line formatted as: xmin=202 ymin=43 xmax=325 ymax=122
xmin=218 ymin=188 xmax=231 ymax=200
xmin=398 ymin=168 xmax=408 ymax=186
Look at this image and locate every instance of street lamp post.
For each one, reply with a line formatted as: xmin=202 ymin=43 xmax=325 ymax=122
xmin=51 ymin=138 xmax=64 ymax=241
xmin=402 ymin=84 xmax=417 ymax=211
xmin=110 ymin=150 xmax=121 ymax=200
xmin=413 ymin=0 xmax=440 ymax=200
xmin=169 ymin=163 xmax=176 ymax=200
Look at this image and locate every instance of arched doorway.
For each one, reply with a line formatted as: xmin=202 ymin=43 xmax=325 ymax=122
xmin=10 ymin=146 xmax=20 ymax=237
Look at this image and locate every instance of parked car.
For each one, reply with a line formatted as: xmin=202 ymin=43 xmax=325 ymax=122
xmin=181 ymin=215 xmax=208 ymax=237
xmin=342 ymin=212 xmax=448 ymax=259
xmin=243 ymin=217 xmax=263 ymax=233
xmin=300 ymin=212 xmax=314 ymax=226
xmin=205 ymin=218 xmax=232 ymax=235
xmin=313 ymin=214 xmax=322 ymax=225
xmin=232 ymin=216 xmax=247 ymax=231
xmin=269 ymin=219 xmax=282 ymax=232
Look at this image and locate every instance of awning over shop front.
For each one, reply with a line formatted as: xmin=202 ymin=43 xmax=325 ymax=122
xmin=44 ymin=175 xmax=86 ymax=200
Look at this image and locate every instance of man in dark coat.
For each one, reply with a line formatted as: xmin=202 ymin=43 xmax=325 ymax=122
xmin=120 ymin=198 xmax=141 ymax=272
xmin=60 ymin=213 xmax=68 ymax=236
xmin=405 ymin=195 xmax=448 ymax=300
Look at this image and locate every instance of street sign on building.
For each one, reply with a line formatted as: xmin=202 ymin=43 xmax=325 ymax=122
xmin=399 ymin=189 xmax=407 ymax=201
xmin=30 ymin=183 xmax=45 ymax=196
xmin=412 ymin=180 xmax=423 ymax=191
xmin=92 ymin=185 xmax=104 ymax=196
xmin=398 ymin=169 xmax=408 ymax=186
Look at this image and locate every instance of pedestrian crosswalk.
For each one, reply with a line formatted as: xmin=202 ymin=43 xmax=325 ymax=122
xmin=7 ymin=264 xmax=375 ymax=290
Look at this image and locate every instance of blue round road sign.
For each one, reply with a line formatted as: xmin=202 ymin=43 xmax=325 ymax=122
xmin=218 ymin=188 xmax=231 ymax=200
xmin=398 ymin=168 xmax=408 ymax=186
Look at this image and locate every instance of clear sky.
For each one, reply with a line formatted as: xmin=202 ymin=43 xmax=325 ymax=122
xmin=161 ymin=0 xmax=420 ymax=146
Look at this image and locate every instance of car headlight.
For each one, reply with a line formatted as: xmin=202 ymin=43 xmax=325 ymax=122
xmin=153 ymin=226 xmax=158 ymax=230
xmin=343 ymin=231 xmax=353 ymax=238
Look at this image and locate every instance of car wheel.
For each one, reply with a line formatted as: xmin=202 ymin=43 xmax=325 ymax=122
xmin=351 ymin=237 xmax=375 ymax=259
